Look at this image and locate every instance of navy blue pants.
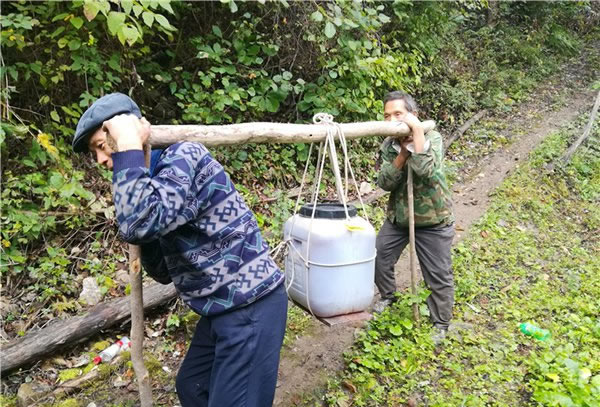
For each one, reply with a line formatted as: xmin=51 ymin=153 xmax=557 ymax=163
xmin=176 ymin=284 xmax=288 ymax=407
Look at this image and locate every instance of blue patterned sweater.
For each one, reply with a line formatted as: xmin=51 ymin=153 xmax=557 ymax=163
xmin=111 ymin=142 xmax=284 ymax=316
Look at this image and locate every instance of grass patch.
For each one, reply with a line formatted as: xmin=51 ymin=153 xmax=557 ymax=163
xmin=284 ymin=303 xmax=314 ymax=347
xmin=309 ymin=114 xmax=600 ymax=406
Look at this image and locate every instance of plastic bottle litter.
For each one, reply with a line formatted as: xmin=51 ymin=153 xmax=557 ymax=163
xmin=519 ymin=323 xmax=551 ymax=341
xmin=93 ymin=337 xmax=131 ymax=364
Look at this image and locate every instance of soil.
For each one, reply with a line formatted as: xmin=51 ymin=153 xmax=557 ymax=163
xmin=273 ymin=49 xmax=599 ymax=406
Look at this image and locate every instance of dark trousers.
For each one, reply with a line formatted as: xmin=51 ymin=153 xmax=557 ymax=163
xmin=375 ymin=219 xmax=455 ymax=329
xmin=176 ymin=284 xmax=288 ymax=407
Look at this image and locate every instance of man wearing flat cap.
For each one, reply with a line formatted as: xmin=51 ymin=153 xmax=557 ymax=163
xmin=73 ymin=92 xmax=287 ymax=407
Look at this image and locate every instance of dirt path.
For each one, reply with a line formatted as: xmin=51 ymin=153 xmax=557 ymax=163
xmin=273 ymin=53 xmax=598 ymax=406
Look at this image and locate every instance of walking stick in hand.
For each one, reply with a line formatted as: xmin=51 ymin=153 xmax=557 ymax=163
xmin=407 ymin=166 xmax=420 ymax=323
xmin=105 ymin=131 xmax=154 ymax=406
xmin=127 ymin=142 xmax=154 ymax=407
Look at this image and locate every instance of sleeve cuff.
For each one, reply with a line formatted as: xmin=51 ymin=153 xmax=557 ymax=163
xmin=112 ymin=150 xmax=145 ymax=174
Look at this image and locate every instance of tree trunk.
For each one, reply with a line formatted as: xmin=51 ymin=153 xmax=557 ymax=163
xmin=0 ymin=282 xmax=177 ymax=374
xmin=149 ymin=120 xmax=436 ymax=147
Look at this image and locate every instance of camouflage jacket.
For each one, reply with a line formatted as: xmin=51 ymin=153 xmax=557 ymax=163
xmin=376 ymin=130 xmax=454 ymax=228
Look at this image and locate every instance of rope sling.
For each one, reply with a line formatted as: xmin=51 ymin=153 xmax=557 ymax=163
xmin=271 ymin=113 xmax=376 ymax=316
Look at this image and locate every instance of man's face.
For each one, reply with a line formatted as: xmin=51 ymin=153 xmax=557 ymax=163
xmin=384 ymin=98 xmax=413 ymax=143
xmin=383 ymin=99 xmax=410 ymax=123
xmin=87 ymin=127 xmax=114 ymax=170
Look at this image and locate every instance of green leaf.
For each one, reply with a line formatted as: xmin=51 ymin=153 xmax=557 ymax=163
xmin=378 ymin=13 xmax=391 ymax=24
xmin=57 ymin=37 xmax=69 ymax=49
xmin=324 ymin=22 xmax=336 ymax=39
xmin=142 ymin=11 xmax=154 ymax=27
xmin=121 ymin=0 xmax=133 ymax=15
xmin=61 ymin=106 xmax=80 ymax=117
xmin=121 ymin=25 xmax=139 ymax=45
xmin=311 ymin=11 xmax=323 ymax=22
xmin=108 ymin=54 xmax=121 ymax=71
xmin=400 ymin=319 xmax=413 ymax=330
xmin=29 ymin=62 xmax=42 ymax=75
xmin=166 ymin=314 xmax=180 ymax=328
xmin=83 ymin=0 xmax=101 ymax=21
xmin=68 ymin=39 xmax=81 ymax=50
xmin=49 ymin=173 xmax=65 ymax=189
xmin=212 ymin=25 xmax=222 ymax=38
xmin=50 ymin=26 xmax=65 ymax=39
xmin=70 ymin=17 xmax=84 ymax=29
xmin=154 ymin=14 xmax=172 ymax=30
xmin=389 ymin=326 xmax=403 ymax=336
xmin=265 ymin=93 xmax=280 ymax=113
xmin=158 ymin=0 xmax=175 ymax=14
xmin=50 ymin=111 xmax=60 ymax=122
xmin=107 ymin=12 xmax=126 ymax=35
xmin=132 ymin=4 xmax=144 ymax=17
xmin=229 ymin=1 xmax=238 ymax=13
xmin=52 ymin=13 xmax=69 ymax=22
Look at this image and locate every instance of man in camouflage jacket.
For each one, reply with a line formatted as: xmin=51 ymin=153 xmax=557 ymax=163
xmin=374 ymin=91 xmax=455 ymax=341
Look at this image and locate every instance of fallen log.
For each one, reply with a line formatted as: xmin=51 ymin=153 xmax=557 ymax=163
xmin=560 ymin=90 xmax=600 ymax=164
xmin=149 ymin=120 xmax=436 ymax=147
xmin=443 ymin=110 xmax=488 ymax=150
xmin=0 ymin=282 xmax=177 ymax=374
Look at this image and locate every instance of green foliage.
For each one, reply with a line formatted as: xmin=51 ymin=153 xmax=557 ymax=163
xmin=283 ymin=303 xmax=313 ymax=347
xmin=166 ymin=313 xmax=181 ymax=333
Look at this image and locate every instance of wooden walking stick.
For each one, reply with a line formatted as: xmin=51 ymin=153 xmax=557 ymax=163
xmin=407 ymin=166 xmax=420 ymax=323
xmin=128 ymin=142 xmax=153 ymax=407
xmin=105 ymin=131 xmax=153 ymax=406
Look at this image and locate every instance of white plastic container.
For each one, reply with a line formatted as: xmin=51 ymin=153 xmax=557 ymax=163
xmin=283 ymin=203 xmax=376 ymax=317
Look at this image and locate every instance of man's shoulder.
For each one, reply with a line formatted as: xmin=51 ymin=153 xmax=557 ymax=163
xmin=161 ymin=142 xmax=210 ymax=161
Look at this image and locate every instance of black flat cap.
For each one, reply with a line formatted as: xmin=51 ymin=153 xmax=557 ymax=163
xmin=72 ymin=93 xmax=142 ymax=153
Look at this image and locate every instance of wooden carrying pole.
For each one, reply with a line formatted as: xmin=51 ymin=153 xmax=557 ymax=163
xmin=148 ymin=120 xmax=435 ymax=147
xmin=407 ymin=167 xmax=420 ymax=322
